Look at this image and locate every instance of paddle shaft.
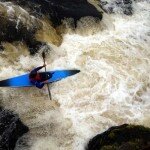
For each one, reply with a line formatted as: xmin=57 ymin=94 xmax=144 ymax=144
xmin=42 ymin=52 xmax=52 ymax=100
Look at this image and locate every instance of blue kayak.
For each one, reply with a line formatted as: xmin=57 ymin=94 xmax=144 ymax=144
xmin=0 ymin=70 xmax=80 ymax=87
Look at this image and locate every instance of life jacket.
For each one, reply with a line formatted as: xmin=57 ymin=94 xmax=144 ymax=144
xmin=35 ymin=74 xmax=42 ymax=81
xmin=30 ymin=73 xmax=42 ymax=82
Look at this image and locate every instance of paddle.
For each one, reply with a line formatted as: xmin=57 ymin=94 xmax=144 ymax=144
xmin=42 ymin=52 xmax=52 ymax=100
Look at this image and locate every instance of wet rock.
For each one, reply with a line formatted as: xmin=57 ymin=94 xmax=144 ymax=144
xmin=0 ymin=45 xmax=4 ymax=51
xmin=100 ymin=0 xmax=133 ymax=15
xmin=3 ymin=0 xmax=103 ymax=27
xmin=0 ymin=107 xmax=29 ymax=150
xmin=0 ymin=1 xmax=102 ymax=54
xmin=0 ymin=2 xmax=46 ymax=54
xmin=86 ymin=124 xmax=150 ymax=150
xmin=33 ymin=0 xmax=102 ymax=27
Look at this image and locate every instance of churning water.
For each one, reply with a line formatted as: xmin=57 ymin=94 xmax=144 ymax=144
xmin=0 ymin=1 xmax=150 ymax=150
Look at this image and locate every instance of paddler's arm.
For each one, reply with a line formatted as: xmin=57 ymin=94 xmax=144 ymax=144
xmin=34 ymin=81 xmax=45 ymax=89
xmin=32 ymin=65 xmax=46 ymax=72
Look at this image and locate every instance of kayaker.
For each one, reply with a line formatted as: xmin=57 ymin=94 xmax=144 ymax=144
xmin=29 ymin=65 xmax=51 ymax=89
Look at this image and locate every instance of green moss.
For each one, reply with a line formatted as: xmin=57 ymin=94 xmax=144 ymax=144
xmin=126 ymin=125 xmax=135 ymax=129
xmin=87 ymin=124 xmax=150 ymax=150
xmin=99 ymin=138 xmax=103 ymax=145
xmin=137 ymin=125 xmax=150 ymax=132
xmin=101 ymin=145 xmax=117 ymax=150
xmin=127 ymin=124 xmax=150 ymax=132
xmin=128 ymin=141 xmax=140 ymax=149
xmin=112 ymin=128 xmax=121 ymax=133
xmin=108 ymin=132 xmax=115 ymax=139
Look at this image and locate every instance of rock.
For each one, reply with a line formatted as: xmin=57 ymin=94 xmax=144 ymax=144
xmin=0 ymin=2 xmax=47 ymax=55
xmin=86 ymin=124 xmax=150 ymax=150
xmin=3 ymin=0 xmax=103 ymax=27
xmin=34 ymin=0 xmax=103 ymax=27
xmin=0 ymin=0 xmax=102 ymax=54
xmin=0 ymin=107 xmax=29 ymax=150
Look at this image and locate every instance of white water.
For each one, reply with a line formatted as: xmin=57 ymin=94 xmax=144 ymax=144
xmin=0 ymin=1 xmax=150 ymax=150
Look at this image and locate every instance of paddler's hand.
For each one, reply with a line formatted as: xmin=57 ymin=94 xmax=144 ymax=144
xmin=42 ymin=80 xmax=49 ymax=84
xmin=43 ymin=64 xmax=46 ymax=67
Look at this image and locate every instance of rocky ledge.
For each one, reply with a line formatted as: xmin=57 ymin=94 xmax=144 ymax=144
xmin=0 ymin=2 xmax=47 ymax=54
xmin=0 ymin=107 xmax=29 ymax=150
xmin=86 ymin=124 xmax=150 ymax=150
xmin=3 ymin=0 xmax=103 ymax=27
xmin=0 ymin=0 xmax=102 ymax=54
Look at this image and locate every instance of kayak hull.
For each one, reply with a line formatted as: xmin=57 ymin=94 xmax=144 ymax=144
xmin=0 ymin=70 xmax=80 ymax=87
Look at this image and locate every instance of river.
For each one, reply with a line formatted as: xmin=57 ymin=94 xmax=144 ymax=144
xmin=0 ymin=0 xmax=150 ymax=150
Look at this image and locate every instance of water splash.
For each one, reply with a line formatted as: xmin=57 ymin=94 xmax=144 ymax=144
xmin=0 ymin=1 xmax=149 ymax=150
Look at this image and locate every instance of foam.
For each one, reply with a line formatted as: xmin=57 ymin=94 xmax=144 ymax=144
xmin=0 ymin=1 xmax=149 ymax=150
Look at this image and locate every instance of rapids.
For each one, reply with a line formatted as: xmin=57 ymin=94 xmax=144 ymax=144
xmin=0 ymin=0 xmax=150 ymax=150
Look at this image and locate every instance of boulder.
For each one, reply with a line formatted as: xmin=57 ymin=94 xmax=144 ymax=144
xmin=86 ymin=124 xmax=150 ymax=150
xmin=0 ymin=107 xmax=29 ymax=150
xmin=0 ymin=2 xmax=46 ymax=54
xmin=2 ymin=0 xmax=103 ymax=27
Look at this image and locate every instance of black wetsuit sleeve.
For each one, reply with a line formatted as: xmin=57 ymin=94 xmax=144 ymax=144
xmin=29 ymin=66 xmax=44 ymax=81
xmin=32 ymin=66 xmax=44 ymax=72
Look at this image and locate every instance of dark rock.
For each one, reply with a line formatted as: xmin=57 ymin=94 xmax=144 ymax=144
xmin=122 ymin=0 xmax=133 ymax=15
xmin=0 ymin=2 xmax=46 ymax=55
xmin=0 ymin=107 xmax=29 ymax=150
xmin=0 ymin=1 xmax=102 ymax=54
xmin=86 ymin=124 xmax=150 ymax=150
xmin=100 ymin=0 xmax=133 ymax=15
xmin=33 ymin=0 xmax=103 ymax=27
xmin=0 ymin=45 xmax=4 ymax=51
xmin=3 ymin=0 xmax=103 ymax=27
